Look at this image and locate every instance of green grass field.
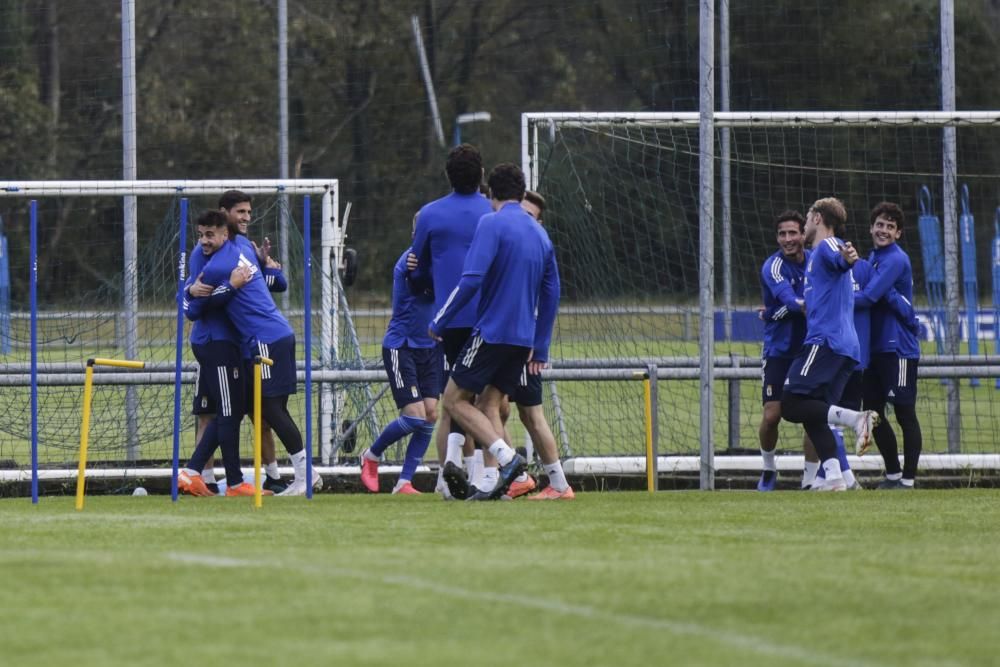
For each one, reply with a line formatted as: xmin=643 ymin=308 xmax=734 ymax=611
xmin=3 ymin=490 xmax=999 ymax=666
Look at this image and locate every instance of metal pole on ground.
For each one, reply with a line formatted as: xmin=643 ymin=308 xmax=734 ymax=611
xmin=171 ymin=198 xmax=188 ymax=502
xmin=698 ymin=0 xmax=716 ymax=489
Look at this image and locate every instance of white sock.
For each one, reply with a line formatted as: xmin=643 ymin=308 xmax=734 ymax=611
xmin=394 ymin=478 xmax=411 ymax=490
xmin=265 ymin=462 xmax=280 ymax=480
xmin=803 ymin=460 xmax=820 ymax=487
xmin=827 ymin=405 xmax=862 ymax=429
xmin=514 ymin=472 xmax=529 ymax=483
xmin=900 ymin=478 xmax=915 ymax=487
xmin=363 ymin=449 xmax=380 ymax=462
xmin=886 ymin=471 xmax=902 ymax=481
xmin=466 ymin=454 xmax=481 ymax=488
xmin=760 ymin=448 xmax=776 ymax=472
xmin=488 ymin=439 xmax=515 ymax=466
xmin=842 ymin=468 xmax=857 ymax=487
xmin=446 ymin=433 xmax=465 ymax=465
xmin=543 ymin=461 xmax=569 ymax=491
xmin=201 ymin=467 xmax=216 ymax=484
xmin=182 ymin=467 xmax=201 ymax=477
xmin=821 ymin=458 xmax=843 ymax=481
xmin=479 ymin=467 xmax=498 ymax=492
xmin=290 ymin=450 xmax=307 ymax=483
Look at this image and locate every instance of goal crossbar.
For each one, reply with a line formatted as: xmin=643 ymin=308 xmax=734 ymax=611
xmin=0 ymin=179 xmax=336 ymax=197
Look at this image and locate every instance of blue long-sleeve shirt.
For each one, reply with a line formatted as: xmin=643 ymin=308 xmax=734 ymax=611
xmin=803 ymin=237 xmax=860 ymax=363
xmin=383 ymin=247 xmax=436 ymax=349
xmin=855 ymin=244 xmax=920 ymax=359
xmin=410 ymin=191 xmax=493 ymax=329
xmin=431 ymin=202 xmax=560 ymax=362
xmin=760 ymin=250 xmax=808 ymax=358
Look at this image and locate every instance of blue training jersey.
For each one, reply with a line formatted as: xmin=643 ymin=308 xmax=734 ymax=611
xmin=851 ymin=259 xmax=873 ymax=370
xmin=410 ymin=191 xmax=493 ymax=329
xmin=383 ymin=247 xmax=436 ymax=349
xmin=185 ymin=244 xmax=240 ymax=346
xmin=803 ymin=236 xmax=860 ymax=363
xmin=431 ymin=202 xmax=560 ymax=361
xmin=856 ymin=244 xmax=920 ymax=359
xmin=760 ymin=250 xmax=809 ymax=358
xmin=187 ymin=240 xmax=294 ymax=346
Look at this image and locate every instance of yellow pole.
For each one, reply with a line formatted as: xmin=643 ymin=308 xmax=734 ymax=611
xmin=75 ymin=364 xmax=95 ymax=511
xmin=74 ymin=358 xmax=145 ymax=511
xmin=644 ymin=375 xmax=654 ymax=494
xmin=253 ymin=356 xmax=273 ymax=508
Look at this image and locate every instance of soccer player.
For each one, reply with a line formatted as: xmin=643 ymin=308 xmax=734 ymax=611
xmin=756 ymin=210 xmax=821 ymax=491
xmin=502 ymin=190 xmax=574 ymax=500
xmin=779 ymin=197 xmax=879 ymax=491
xmin=854 ymin=202 xmax=923 ymax=489
xmin=178 ymin=211 xmax=267 ymax=497
xmin=187 ymin=218 xmax=316 ymax=496
xmin=429 ymin=163 xmax=559 ymax=501
xmin=359 ymin=216 xmax=440 ymax=495
xmin=407 ymin=144 xmax=493 ymax=499
xmin=188 ymin=190 xmax=292 ymax=493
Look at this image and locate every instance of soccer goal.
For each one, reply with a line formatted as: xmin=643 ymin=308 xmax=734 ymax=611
xmin=0 ymin=179 xmax=348 ymax=492
xmin=521 ymin=110 xmax=1000 ymax=484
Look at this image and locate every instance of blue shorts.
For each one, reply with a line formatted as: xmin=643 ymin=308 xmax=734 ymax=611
xmin=761 ymin=356 xmax=794 ymax=404
xmin=450 ymin=333 xmax=531 ymax=397
xmin=864 ymin=353 xmax=919 ymax=406
xmin=839 ymin=369 xmax=865 ymax=411
xmin=190 ymin=341 xmax=245 ymax=419
xmin=784 ymin=343 xmax=855 ymax=405
xmin=440 ymin=327 xmax=473 ymax=394
xmin=254 ymin=335 xmax=297 ymax=398
xmin=510 ymin=365 xmax=543 ymax=407
xmin=382 ymin=345 xmax=443 ymax=409
xmin=191 ymin=360 xmax=215 ymax=415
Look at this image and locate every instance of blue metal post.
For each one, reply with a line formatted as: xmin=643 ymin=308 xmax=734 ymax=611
xmin=992 ymin=208 xmax=1000 ymax=388
xmin=171 ymin=198 xmax=188 ymax=501
xmin=30 ymin=202 xmax=39 ymax=503
xmin=917 ymin=186 xmax=946 ymax=354
xmin=303 ymin=195 xmax=313 ymax=499
xmin=959 ymin=185 xmax=979 ymax=385
xmin=0 ymin=216 xmax=10 ymax=355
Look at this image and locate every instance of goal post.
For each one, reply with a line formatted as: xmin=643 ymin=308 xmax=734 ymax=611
xmin=522 ymin=110 xmax=1000 ymax=485
xmin=0 ymin=179 xmax=341 ymax=488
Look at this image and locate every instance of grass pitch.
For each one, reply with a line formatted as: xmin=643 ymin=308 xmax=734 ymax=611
xmin=2 ymin=490 xmax=999 ymax=666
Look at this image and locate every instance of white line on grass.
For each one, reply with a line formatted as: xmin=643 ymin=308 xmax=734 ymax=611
xmin=165 ymin=551 xmax=881 ymax=667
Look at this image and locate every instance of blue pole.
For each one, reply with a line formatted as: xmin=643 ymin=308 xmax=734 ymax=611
xmin=171 ymin=198 xmax=188 ymax=502
xmin=993 ymin=208 xmax=1000 ymax=388
xmin=303 ymin=195 xmax=313 ymax=499
xmin=917 ymin=186 xmax=946 ymax=355
xmin=959 ymin=185 xmax=979 ymax=386
xmin=0 ymin=219 xmax=10 ymax=355
xmin=30 ymin=200 xmax=38 ymax=504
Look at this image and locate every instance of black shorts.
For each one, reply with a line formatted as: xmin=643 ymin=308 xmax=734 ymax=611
xmin=190 ymin=341 xmax=245 ymax=419
xmin=440 ymin=327 xmax=473 ymax=393
xmin=784 ymin=343 xmax=855 ymax=405
xmin=382 ymin=345 xmax=443 ymax=409
xmin=864 ymin=353 xmax=919 ymax=406
xmin=451 ymin=333 xmax=531 ymax=397
xmin=510 ymin=365 xmax=544 ymax=407
xmin=761 ymin=356 xmax=794 ymax=404
xmin=839 ymin=369 xmax=865 ymax=411
xmin=254 ymin=335 xmax=297 ymax=398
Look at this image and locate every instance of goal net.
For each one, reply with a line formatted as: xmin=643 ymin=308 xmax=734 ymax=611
xmin=0 ymin=180 xmax=342 ymax=484
xmin=522 ymin=111 xmax=1000 ymax=479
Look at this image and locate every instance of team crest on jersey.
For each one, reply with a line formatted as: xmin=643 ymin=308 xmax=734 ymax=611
xmin=200 ymin=397 xmax=208 ymax=408
xmin=410 ymin=386 xmax=419 ymax=398
xmin=233 ymin=368 xmax=239 ymax=380
xmin=766 ymin=385 xmax=773 ymax=397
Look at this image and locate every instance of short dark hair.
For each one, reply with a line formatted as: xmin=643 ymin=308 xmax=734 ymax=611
xmin=487 ymin=163 xmax=526 ymax=202
xmin=775 ymin=209 xmax=805 ymax=232
xmin=445 ymin=144 xmax=483 ymax=194
xmin=218 ymin=190 xmax=252 ymax=211
xmin=524 ymin=190 xmax=546 ymax=214
xmin=808 ymin=197 xmax=847 ymax=235
xmin=869 ymin=201 xmax=905 ymax=229
xmin=197 ymin=210 xmax=228 ymax=229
